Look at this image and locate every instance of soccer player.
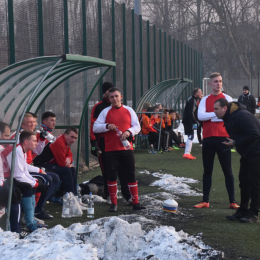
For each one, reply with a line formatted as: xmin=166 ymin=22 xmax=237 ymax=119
xmin=194 ymin=72 xmax=239 ymax=209
xmin=182 ymin=88 xmax=202 ymax=160
xmin=93 ymin=87 xmax=146 ymax=212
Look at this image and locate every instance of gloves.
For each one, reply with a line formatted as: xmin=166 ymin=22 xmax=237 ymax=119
xmin=36 ymin=183 xmax=49 ymax=192
xmin=39 ymin=129 xmax=47 ymax=140
xmin=90 ymin=140 xmax=101 ymax=157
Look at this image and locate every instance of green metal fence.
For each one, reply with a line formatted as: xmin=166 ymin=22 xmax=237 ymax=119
xmin=0 ymin=0 xmax=202 ymax=168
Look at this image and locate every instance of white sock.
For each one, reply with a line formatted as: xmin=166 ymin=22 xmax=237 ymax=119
xmin=184 ymin=139 xmax=192 ymax=154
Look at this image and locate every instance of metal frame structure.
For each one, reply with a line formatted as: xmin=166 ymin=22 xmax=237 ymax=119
xmin=0 ymin=54 xmax=115 ymax=230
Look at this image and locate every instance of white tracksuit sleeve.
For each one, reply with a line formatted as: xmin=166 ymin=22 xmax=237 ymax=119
xmin=93 ymin=108 xmax=110 ymax=133
xmin=7 ymin=147 xmax=36 ymax=187
xmin=27 ymin=163 xmax=41 ymax=173
xmin=198 ymin=96 xmax=217 ymax=121
xmin=126 ymin=107 xmax=141 ymax=135
xmin=33 ymin=139 xmax=46 ymax=155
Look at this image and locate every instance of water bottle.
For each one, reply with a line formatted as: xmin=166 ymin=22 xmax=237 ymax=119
xmin=116 ymin=129 xmax=131 ymax=150
xmin=87 ymin=192 xmax=94 ymax=218
xmin=77 ymin=184 xmax=82 ymax=203
xmin=62 ymin=192 xmax=71 ymax=218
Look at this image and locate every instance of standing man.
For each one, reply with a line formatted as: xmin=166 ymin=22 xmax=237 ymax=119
xmin=238 ymin=86 xmax=256 ymax=115
xmin=90 ymin=82 xmax=131 ymax=202
xmin=214 ymin=99 xmax=260 ymax=223
xmin=194 ymin=72 xmax=239 ymax=209
xmin=182 ymin=88 xmax=202 ymax=160
xmin=93 ymin=87 xmax=146 ymax=212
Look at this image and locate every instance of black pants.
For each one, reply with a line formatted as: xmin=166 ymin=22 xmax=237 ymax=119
xmin=172 ymin=131 xmax=181 ymax=146
xmin=0 ymin=184 xmax=21 ymax=206
xmin=202 ymin=137 xmax=235 ymax=203
xmin=239 ymin=153 xmax=260 ymax=215
xmin=106 ymin=150 xmax=136 ymax=183
xmin=99 ymin=137 xmax=131 ymax=200
xmin=148 ymin=132 xmax=160 ymax=149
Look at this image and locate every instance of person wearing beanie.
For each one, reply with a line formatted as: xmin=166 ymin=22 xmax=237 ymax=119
xmin=238 ymin=86 xmax=256 ymax=114
xmin=90 ymin=82 xmax=131 ymax=203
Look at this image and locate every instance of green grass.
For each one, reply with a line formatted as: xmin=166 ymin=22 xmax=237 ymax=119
xmin=44 ymin=145 xmax=260 ymax=260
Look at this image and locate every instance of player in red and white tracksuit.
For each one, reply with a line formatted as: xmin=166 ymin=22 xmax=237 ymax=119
xmin=93 ymin=87 xmax=146 ymax=212
xmin=194 ymin=73 xmax=238 ymax=209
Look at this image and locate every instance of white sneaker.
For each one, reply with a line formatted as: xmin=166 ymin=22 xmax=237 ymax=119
xmin=34 ymin=217 xmax=45 ymax=225
xmin=0 ymin=207 xmax=5 ymax=218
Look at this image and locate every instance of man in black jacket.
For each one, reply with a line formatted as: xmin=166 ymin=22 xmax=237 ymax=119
xmin=238 ymin=86 xmax=256 ymax=114
xmin=182 ymin=88 xmax=202 ymax=160
xmin=214 ymin=98 xmax=260 ymax=223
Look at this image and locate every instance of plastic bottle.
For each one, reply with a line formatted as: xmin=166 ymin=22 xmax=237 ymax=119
xmin=116 ymin=129 xmax=131 ymax=150
xmin=62 ymin=192 xmax=71 ymax=218
xmin=87 ymin=192 xmax=94 ymax=218
xmin=77 ymin=184 xmax=82 ymax=203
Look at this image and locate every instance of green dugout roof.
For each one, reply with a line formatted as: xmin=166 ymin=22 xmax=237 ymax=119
xmin=135 ymin=78 xmax=193 ymax=111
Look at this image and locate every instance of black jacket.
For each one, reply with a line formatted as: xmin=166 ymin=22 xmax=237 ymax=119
xmin=238 ymin=93 xmax=256 ymax=114
xmin=223 ymin=102 xmax=260 ymax=156
xmin=182 ymin=95 xmax=199 ymax=135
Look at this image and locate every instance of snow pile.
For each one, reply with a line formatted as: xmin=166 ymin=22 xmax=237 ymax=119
xmin=0 ymin=216 xmax=223 ymax=260
xmin=139 ymin=170 xmax=202 ymax=196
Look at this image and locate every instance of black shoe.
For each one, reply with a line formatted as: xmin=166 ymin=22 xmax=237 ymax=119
xmin=35 ymin=211 xmax=54 ymax=220
xmin=133 ymin=203 xmax=146 ymax=210
xmin=240 ymin=213 xmax=259 ymax=223
xmin=19 ymin=229 xmax=29 ymax=239
xmin=109 ymin=204 xmax=118 ymax=212
xmin=226 ymin=209 xmax=247 ymax=221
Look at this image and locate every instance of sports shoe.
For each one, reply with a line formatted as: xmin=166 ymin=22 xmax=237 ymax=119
xmin=168 ymin=147 xmax=175 ymax=151
xmin=172 ymin=145 xmax=179 ymax=150
xmin=183 ymin=154 xmax=196 ymax=160
xmin=194 ymin=201 xmax=209 ymax=208
xmin=19 ymin=229 xmax=29 ymax=239
xmin=231 ymin=149 xmax=236 ymax=153
xmin=109 ymin=204 xmax=118 ymax=212
xmin=229 ymin=202 xmax=240 ymax=209
xmin=179 ymin=143 xmax=185 ymax=148
xmin=158 ymin=150 xmax=164 ymax=154
xmin=226 ymin=209 xmax=247 ymax=221
xmin=133 ymin=203 xmax=146 ymax=210
xmin=52 ymin=197 xmax=63 ymax=205
xmin=35 ymin=211 xmax=54 ymax=220
xmin=240 ymin=213 xmax=259 ymax=223
xmin=27 ymin=223 xmax=38 ymax=232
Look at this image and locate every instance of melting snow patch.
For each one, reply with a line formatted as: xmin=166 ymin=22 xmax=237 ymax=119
xmin=139 ymin=170 xmax=202 ymax=196
xmin=0 ymin=216 xmax=223 ymax=260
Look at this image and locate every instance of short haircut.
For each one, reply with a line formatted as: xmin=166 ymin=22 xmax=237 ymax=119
xmin=65 ymin=126 xmax=78 ymax=135
xmin=0 ymin=122 xmax=10 ymax=134
xmin=210 ymin=72 xmax=221 ymax=79
xmin=20 ymin=130 xmax=36 ymax=144
xmin=27 ymin=112 xmax=38 ymax=118
xmin=18 ymin=112 xmax=33 ymax=124
xmin=154 ymin=104 xmax=160 ymax=109
xmin=214 ymin=98 xmax=229 ymax=108
xmin=192 ymin=88 xmax=200 ymax=96
xmin=146 ymin=107 xmax=154 ymax=113
xmin=42 ymin=111 xmax=56 ymax=122
xmin=169 ymin=109 xmax=175 ymax=114
xmin=108 ymin=87 xmax=121 ymax=94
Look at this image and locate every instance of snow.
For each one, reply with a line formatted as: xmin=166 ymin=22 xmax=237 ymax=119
xmin=0 ymin=216 xmax=223 ymax=260
xmin=139 ymin=170 xmax=202 ymax=196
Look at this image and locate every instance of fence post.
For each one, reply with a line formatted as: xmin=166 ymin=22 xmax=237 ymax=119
xmin=169 ymin=35 xmax=172 ymax=79
xmin=139 ymin=15 xmax=144 ymax=97
xmin=122 ymin=3 xmax=127 ymax=105
xmin=153 ymin=25 xmax=156 ymax=85
xmin=159 ymin=29 xmax=162 ymax=82
xmin=98 ymin=0 xmax=103 ymax=100
xmin=176 ymin=40 xmax=179 ymax=77
xmin=112 ymin=0 xmax=116 ymax=84
xmin=147 ymin=20 xmax=151 ymax=89
xmin=82 ymin=0 xmax=89 ymax=168
xmin=38 ymin=0 xmax=44 ymax=56
xmin=132 ymin=9 xmax=136 ymax=109
xmin=164 ymin=32 xmax=167 ymax=80
xmin=64 ymin=0 xmax=70 ymax=125
xmin=173 ymin=39 xmax=176 ymax=78
xmin=8 ymin=0 xmax=15 ymax=64
xmin=181 ymin=41 xmax=183 ymax=78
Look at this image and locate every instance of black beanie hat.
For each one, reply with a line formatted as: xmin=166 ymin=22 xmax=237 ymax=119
xmin=243 ymin=86 xmax=249 ymax=91
xmin=102 ymin=82 xmax=115 ymax=94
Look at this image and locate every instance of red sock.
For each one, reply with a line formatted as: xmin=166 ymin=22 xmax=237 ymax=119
xmin=107 ymin=181 xmax=117 ymax=205
xmin=35 ymin=192 xmax=41 ymax=206
xmin=128 ymin=182 xmax=139 ymax=204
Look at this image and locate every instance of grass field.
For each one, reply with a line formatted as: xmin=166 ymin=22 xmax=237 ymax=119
xmin=45 ymin=145 xmax=260 ymax=260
